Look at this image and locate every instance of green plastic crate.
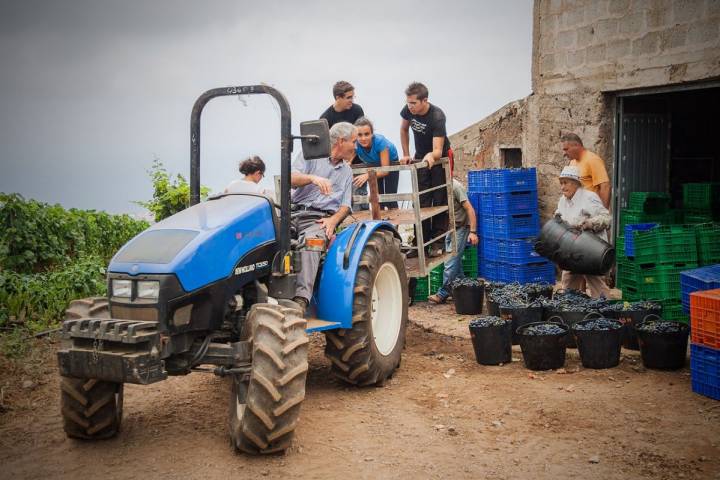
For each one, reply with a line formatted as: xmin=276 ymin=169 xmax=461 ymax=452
xmin=615 ymin=235 xmax=626 ymax=259
xmin=695 ymin=223 xmax=720 ymax=266
xmin=430 ymin=263 xmax=444 ymax=291
xmin=623 ymin=262 xmax=698 ymax=301
xmin=619 ymin=209 xmax=675 ymax=232
xmin=659 ymin=300 xmax=689 ymax=324
xmin=633 ymin=225 xmax=698 ymax=265
xmin=414 ymin=276 xmax=429 ymax=301
xmin=629 ymin=192 xmax=670 ymax=214
xmin=683 ymin=183 xmax=720 ymax=211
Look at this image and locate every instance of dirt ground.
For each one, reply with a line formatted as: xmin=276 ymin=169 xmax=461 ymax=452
xmin=1 ymin=305 xmax=719 ymax=480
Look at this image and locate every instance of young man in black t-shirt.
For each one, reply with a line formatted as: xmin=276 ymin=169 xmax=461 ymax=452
xmin=320 ymin=81 xmax=365 ymax=128
xmin=400 ymin=81 xmax=451 ymax=256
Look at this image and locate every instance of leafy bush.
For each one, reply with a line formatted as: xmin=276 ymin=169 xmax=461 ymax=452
xmin=0 ymin=193 xmax=149 ymax=273
xmin=0 ymin=256 xmax=107 ymax=332
xmin=135 ymin=158 xmax=210 ymax=222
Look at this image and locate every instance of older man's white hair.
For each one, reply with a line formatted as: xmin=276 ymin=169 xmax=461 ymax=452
xmin=329 ymin=121 xmax=357 ymax=145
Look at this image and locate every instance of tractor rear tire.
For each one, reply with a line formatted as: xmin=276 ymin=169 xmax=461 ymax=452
xmin=60 ymin=297 xmax=124 ymax=440
xmin=324 ymin=229 xmax=408 ymax=386
xmin=229 ymin=303 xmax=309 ymax=454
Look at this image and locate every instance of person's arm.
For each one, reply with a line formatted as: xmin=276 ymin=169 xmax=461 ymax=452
xmin=597 ymin=182 xmax=611 ymax=209
xmin=422 ymin=137 xmax=444 ymax=167
xmin=580 ymin=192 xmax=611 ymax=232
xmin=317 ymin=205 xmax=350 ymax=238
xmin=291 ymin=172 xmax=332 ymax=195
xmin=400 ymin=118 xmax=411 ymax=164
xmin=462 ymin=200 xmax=479 ymax=246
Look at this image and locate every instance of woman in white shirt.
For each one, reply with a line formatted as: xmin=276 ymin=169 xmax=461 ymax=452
xmin=225 ymin=156 xmax=267 ymax=194
xmin=554 ymin=165 xmax=611 ymax=298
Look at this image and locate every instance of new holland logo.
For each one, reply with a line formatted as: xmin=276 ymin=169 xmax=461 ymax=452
xmin=234 ymin=261 xmax=270 ymax=276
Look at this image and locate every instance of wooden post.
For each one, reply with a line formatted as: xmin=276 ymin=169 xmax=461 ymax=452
xmin=368 ymin=169 xmax=381 ymax=220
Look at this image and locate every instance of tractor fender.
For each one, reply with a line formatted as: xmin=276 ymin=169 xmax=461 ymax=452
xmin=314 ymin=221 xmax=399 ymax=329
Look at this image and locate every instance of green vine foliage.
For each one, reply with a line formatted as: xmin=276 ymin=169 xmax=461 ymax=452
xmin=134 ymin=158 xmax=210 ymax=222
xmin=0 ymin=194 xmax=148 ymax=339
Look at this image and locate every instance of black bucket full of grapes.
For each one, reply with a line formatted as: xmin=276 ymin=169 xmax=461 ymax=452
xmin=636 ymin=315 xmax=690 ymax=370
xmin=572 ymin=315 xmax=623 ymax=369
xmin=468 ymin=316 xmax=512 ymax=365
xmin=499 ymin=303 xmax=544 ymax=345
xmin=452 ymin=279 xmax=485 ymax=315
xmin=600 ymin=301 xmax=661 ymax=350
xmin=517 ymin=321 xmax=569 ymax=371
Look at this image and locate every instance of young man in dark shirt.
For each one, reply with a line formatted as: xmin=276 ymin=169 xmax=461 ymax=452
xmin=320 ymin=81 xmax=365 ymax=128
xmin=400 ymin=82 xmax=451 ymax=256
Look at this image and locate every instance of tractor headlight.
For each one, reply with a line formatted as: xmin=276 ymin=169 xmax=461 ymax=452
xmin=112 ymin=279 xmax=132 ymax=298
xmin=137 ymin=281 xmax=160 ymax=300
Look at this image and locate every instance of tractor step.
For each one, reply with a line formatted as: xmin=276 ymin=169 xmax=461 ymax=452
xmin=306 ymin=318 xmax=342 ymax=333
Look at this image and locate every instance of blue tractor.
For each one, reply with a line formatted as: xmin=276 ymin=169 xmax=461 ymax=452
xmin=57 ymin=85 xmax=408 ymax=454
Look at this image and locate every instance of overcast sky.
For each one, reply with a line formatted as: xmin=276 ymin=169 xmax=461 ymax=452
xmin=0 ymin=0 xmax=533 ymax=214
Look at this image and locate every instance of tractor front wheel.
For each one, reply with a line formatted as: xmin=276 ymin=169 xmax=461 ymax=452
xmin=60 ymin=297 xmax=124 ymax=440
xmin=324 ymin=229 xmax=408 ymax=386
xmin=229 ymin=303 xmax=309 ymax=454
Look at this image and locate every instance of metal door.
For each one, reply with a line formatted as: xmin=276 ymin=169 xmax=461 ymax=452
xmin=614 ymin=109 xmax=671 ymax=231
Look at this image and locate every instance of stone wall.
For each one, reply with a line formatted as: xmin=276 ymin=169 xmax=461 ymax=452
xmin=454 ymin=0 xmax=720 ymax=221
xmin=449 ymin=99 xmax=526 ymax=186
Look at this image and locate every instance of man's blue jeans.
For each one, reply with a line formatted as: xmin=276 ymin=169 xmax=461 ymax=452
xmin=436 ymin=225 xmax=470 ymax=299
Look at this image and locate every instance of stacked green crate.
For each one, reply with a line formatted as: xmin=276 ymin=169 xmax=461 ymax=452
xmin=462 ymin=246 xmax=478 ymax=277
xmin=429 ymin=263 xmax=444 ymax=294
xmin=621 ymin=225 xmax=696 ymax=323
xmin=695 ymin=223 xmax=720 ymax=266
xmin=619 ymin=209 xmax=675 ymax=232
xmin=683 ymin=183 xmax=720 ymax=222
xmin=413 ymin=276 xmax=429 ymax=302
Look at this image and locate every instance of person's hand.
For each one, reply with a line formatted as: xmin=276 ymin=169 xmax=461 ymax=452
xmin=399 ymin=155 xmax=413 ymax=165
xmin=581 ymin=219 xmax=594 ymax=231
xmin=468 ymin=232 xmax=479 ymax=246
xmin=311 ymin=175 xmax=333 ymax=195
xmin=423 ymin=153 xmax=435 ymax=168
xmin=353 ymin=173 xmax=369 ymax=188
xmin=317 ymin=217 xmax=337 ymax=238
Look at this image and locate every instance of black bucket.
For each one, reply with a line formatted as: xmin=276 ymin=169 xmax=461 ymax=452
xmin=517 ymin=321 xmax=569 ymax=371
xmin=636 ymin=315 xmax=690 ymax=370
xmin=543 ymin=309 xmax=593 ymax=348
xmin=468 ymin=319 xmax=512 ymax=365
xmin=487 ymin=297 xmax=500 ymax=316
xmin=500 ymin=305 xmax=544 ymax=345
xmin=453 ymin=284 xmax=485 ymax=315
xmin=527 ymin=285 xmax=554 ymax=302
xmin=572 ymin=317 xmax=623 ymax=369
xmin=601 ymin=306 xmax=662 ymax=350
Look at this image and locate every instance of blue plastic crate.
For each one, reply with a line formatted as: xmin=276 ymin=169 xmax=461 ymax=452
xmin=624 ymin=223 xmax=658 ymax=257
xmin=482 ymin=237 xmax=543 ymax=263
xmin=468 ymin=168 xmax=537 ymax=193
xmin=690 ymin=343 xmax=720 ymax=401
xmin=482 ymin=213 xmax=540 ymax=239
xmin=480 ymin=191 xmax=539 ymax=216
xmin=681 ymin=264 xmax=720 ymax=313
xmin=482 ymin=260 xmax=555 ymax=284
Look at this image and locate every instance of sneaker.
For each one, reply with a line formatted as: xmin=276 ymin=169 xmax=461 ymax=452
xmin=292 ymin=296 xmax=309 ymax=314
xmin=428 ymin=294 xmax=447 ymax=304
xmin=427 ymin=247 xmax=444 ymax=258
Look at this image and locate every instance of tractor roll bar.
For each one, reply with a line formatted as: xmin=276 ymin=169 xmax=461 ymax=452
xmin=190 ymin=85 xmax=293 ymax=257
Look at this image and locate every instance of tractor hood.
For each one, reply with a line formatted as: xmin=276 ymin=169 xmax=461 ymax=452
xmin=109 ymin=195 xmax=276 ymax=292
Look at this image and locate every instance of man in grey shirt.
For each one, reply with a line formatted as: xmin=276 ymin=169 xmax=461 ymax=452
xmin=428 ymin=178 xmax=479 ymax=304
xmin=290 ymin=122 xmax=356 ymax=312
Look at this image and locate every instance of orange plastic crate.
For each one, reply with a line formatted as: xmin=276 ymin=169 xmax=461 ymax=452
xmin=690 ymin=288 xmax=720 ymax=349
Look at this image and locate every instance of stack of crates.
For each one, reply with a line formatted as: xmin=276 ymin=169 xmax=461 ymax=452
xmin=689 ymin=288 xmax=720 ymax=401
xmin=413 ymin=275 xmax=429 ymax=302
xmin=694 ymin=223 xmax=720 ymax=266
xmin=620 ymin=224 xmax=698 ymax=323
xmin=468 ymin=168 xmax=554 ymax=284
xmin=683 ymin=183 xmax=720 ymax=223
xmin=618 ymin=192 xmax=675 ymax=232
xmin=680 ymin=265 xmax=720 ymax=313
xmin=429 ymin=263 xmax=444 ymax=295
xmin=462 ymin=246 xmax=478 ymax=277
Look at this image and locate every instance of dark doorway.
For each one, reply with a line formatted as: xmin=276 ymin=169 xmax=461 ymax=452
xmin=501 ymin=148 xmax=522 ymax=168
xmin=614 ymin=84 xmax=720 ymax=230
